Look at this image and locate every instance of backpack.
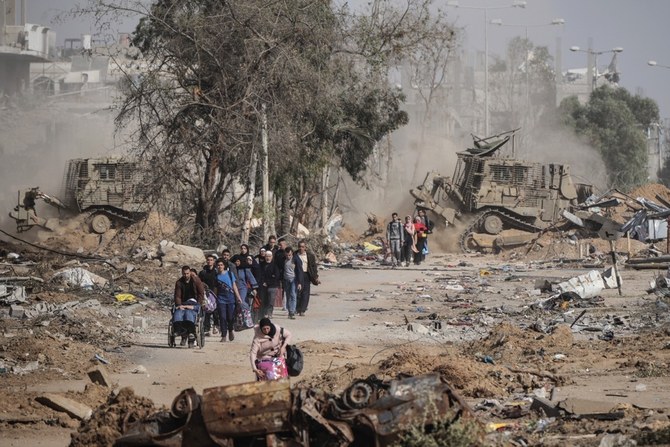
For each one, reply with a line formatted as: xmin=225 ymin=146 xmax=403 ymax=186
xmin=281 ymin=328 xmax=303 ymax=377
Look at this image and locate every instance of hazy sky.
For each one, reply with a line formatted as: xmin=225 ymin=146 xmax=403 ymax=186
xmin=26 ymin=0 xmax=670 ymax=118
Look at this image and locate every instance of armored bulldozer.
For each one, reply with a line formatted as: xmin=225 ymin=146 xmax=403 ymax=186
xmin=410 ymin=130 xmax=593 ymax=252
xmin=10 ymin=158 xmax=149 ymax=234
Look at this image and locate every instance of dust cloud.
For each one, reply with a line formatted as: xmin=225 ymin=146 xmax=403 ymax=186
xmin=339 ymin=120 xmax=462 ymax=233
xmin=0 ymin=98 xmax=121 ymax=235
xmin=338 ymin=110 xmax=609 ymax=238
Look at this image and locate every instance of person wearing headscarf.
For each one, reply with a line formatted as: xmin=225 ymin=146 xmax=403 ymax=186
xmin=249 ymin=317 xmax=292 ymax=381
xmin=401 ymin=215 xmax=417 ymax=267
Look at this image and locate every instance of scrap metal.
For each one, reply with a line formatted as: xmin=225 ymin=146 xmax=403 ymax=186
xmin=114 ymin=373 xmax=474 ymax=447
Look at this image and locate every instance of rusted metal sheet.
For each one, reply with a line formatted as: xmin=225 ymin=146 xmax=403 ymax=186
xmin=202 ymin=379 xmax=292 ymax=440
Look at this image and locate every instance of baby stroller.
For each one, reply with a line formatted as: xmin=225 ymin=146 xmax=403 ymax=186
xmin=168 ymin=300 xmax=205 ymax=349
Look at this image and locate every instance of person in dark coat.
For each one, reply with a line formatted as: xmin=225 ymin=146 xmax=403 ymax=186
xmin=295 ymin=240 xmax=320 ymax=316
xmin=259 ymin=251 xmax=281 ymax=318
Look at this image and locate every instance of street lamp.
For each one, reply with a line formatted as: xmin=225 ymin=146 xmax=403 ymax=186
xmin=570 ymin=45 xmax=623 ymax=91
xmin=648 ymin=60 xmax=670 ymax=70
xmin=447 ymin=0 xmax=527 ymax=136
xmin=489 ymin=18 xmax=565 ymax=130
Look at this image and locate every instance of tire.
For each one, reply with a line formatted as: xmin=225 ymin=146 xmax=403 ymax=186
xmin=91 ymin=213 xmax=111 ymax=234
xmin=342 ymin=381 xmax=374 ymax=409
xmin=483 ymin=214 xmax=503 ymax=235
xmin=168 ymin=322 xmax=175 ymax=347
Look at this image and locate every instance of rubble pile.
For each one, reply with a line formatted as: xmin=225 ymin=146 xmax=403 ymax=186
xmin=71 ymin=387 xmax=158 ymax=447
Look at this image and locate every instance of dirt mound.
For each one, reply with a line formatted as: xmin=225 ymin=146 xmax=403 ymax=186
xmin=103 ymin=211 xmax=182 ymax=255
xmin=468 ymin=322 xmax=574 ymax=363
xmin=34 ymin=211 xmax=183 ymax=257
xmin=304 ymin=345 xmax=512 ymax=398
xmin=629 ymin=183 xmax=670 ymax=203
xmin=70 ymin=387 xmax=158 ymax=447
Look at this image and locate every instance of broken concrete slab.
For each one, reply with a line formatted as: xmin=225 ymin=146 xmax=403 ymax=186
xmin=407 ymin=323 xmax=430 ymax=334
xmin=158 ymin=240 xmax=204 ymax=266
xmin=0 ymin=284 xmax=27 ymax=304
xmin=36 ymin=393 xmax=93 ymax=420
xmin=558 ymin=398 xmax=624 ymax=420
xmin=9 ymin=304 xmax=25 ymax=319
xmin=87 ymin=365 xmax=114 ymax=388
xmin=132 ymin=316 xmax=147 ymax=329
xmin=530 ymin=396 xmax=561 ymax=418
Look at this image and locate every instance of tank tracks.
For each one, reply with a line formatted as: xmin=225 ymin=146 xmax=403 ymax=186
xmin=458 ymin=210 xmax=542 ymax=253
xmin=87 ymin=207 xmax=146 ymax=233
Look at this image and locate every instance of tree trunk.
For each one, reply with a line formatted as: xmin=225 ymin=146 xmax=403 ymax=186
xmin=279 ymin=188 xmax=291 ymax=238
xmin=241 ymin=147 xmax=259 ymax=245
xmin=320 ymin=165 xmax=329 ymax=236
xmin=261 ymin=104 xmax=271 ymax=242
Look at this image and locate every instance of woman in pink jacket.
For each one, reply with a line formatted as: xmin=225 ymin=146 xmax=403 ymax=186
xmin=249 ymin=318 xmax=292 ymax=381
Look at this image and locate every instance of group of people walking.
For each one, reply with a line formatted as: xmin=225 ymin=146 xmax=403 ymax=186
xmin=386 ymin=209 xmax=434 ymax=267
xmin=172 ymin=237 xmax=320 ymax=346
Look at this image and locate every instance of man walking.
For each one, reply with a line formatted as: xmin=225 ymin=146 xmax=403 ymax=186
xmin=198 ymin=254 xmax=219 ymax=336
xmin=386 ymin=212 xmax=404 ymax=267
xmin=296 ymin=240 xmax=320 ymax=316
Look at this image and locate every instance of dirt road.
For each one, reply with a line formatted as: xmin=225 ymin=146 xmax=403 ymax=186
xmin=3 ymin=253 xmax=670 ymax=446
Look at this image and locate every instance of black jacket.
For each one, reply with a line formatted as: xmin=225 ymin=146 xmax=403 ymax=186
xmin=260 ymin=262 xmax=282 ymax=288
xmin=198 ymin=265 xmax=217 ymax=290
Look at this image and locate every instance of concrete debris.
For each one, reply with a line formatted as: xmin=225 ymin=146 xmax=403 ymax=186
xmin=598 ymin=433 xmax=637 ymax=447
xmin=9 ymin=304 xmax=25 ymax=318
xmin=87 ymin=365 xmax=114 ymax=388
xmin=36 ymin=393 xmax=93 ymax=421
xmin=132 ymin=316 xmax=148 ymax=329
xmin=407 ymin=322 xmax=430 ymax=334
xmin=158 ymin=240 xmax=205 ymax=265
xmin=52 ymin=267 xmax=108 ymax=289
xmin=555 ymin=268 xmax=619 ymax=299
xmin=0 ymin=284 xmax=27 ymax=304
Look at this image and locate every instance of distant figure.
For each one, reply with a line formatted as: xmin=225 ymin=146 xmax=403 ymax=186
xmin=296 ymin=240 xmax=320 ymax=316
xmin=259 ymin=250 xmax=281 ymax=318
xmin=282 ymin=246 xmax=303 ymax=319
xmin=402 ymin=216 xmax=417 ymax=267
xmin=386 ymin=212 xmax=404 ymax=267
xmin=413 ymin=217 xmax=428 ymax=265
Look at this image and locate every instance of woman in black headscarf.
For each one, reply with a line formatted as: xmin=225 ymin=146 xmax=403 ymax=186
xmin=249 ymin=317 xmax=292 ymax=381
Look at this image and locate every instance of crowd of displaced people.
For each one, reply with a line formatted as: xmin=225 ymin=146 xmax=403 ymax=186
xmin=386 ymin=209 xmax=434 ymax=267
xmin=171 ymin=237 xmax=317 ymax=381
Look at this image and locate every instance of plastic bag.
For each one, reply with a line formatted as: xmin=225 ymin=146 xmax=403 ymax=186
xmin=233 ymin=301 xmax=254 ymax=331
xmin=203 ymin=289 xmax=217 ymax=313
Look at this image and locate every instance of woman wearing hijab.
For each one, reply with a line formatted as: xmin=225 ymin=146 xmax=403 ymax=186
xmin=401 ymin=215 xmax=417 ymax=267
xmin=249 ymin=317 xmax=292 ymax=381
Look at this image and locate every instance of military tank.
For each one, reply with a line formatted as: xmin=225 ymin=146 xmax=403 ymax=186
xmin=410 ymin=130 xmax=594 ymax=252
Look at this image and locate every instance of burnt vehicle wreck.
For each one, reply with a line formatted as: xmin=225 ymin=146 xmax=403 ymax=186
xmin=114 ymin=373 xmax=475 ymax=446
